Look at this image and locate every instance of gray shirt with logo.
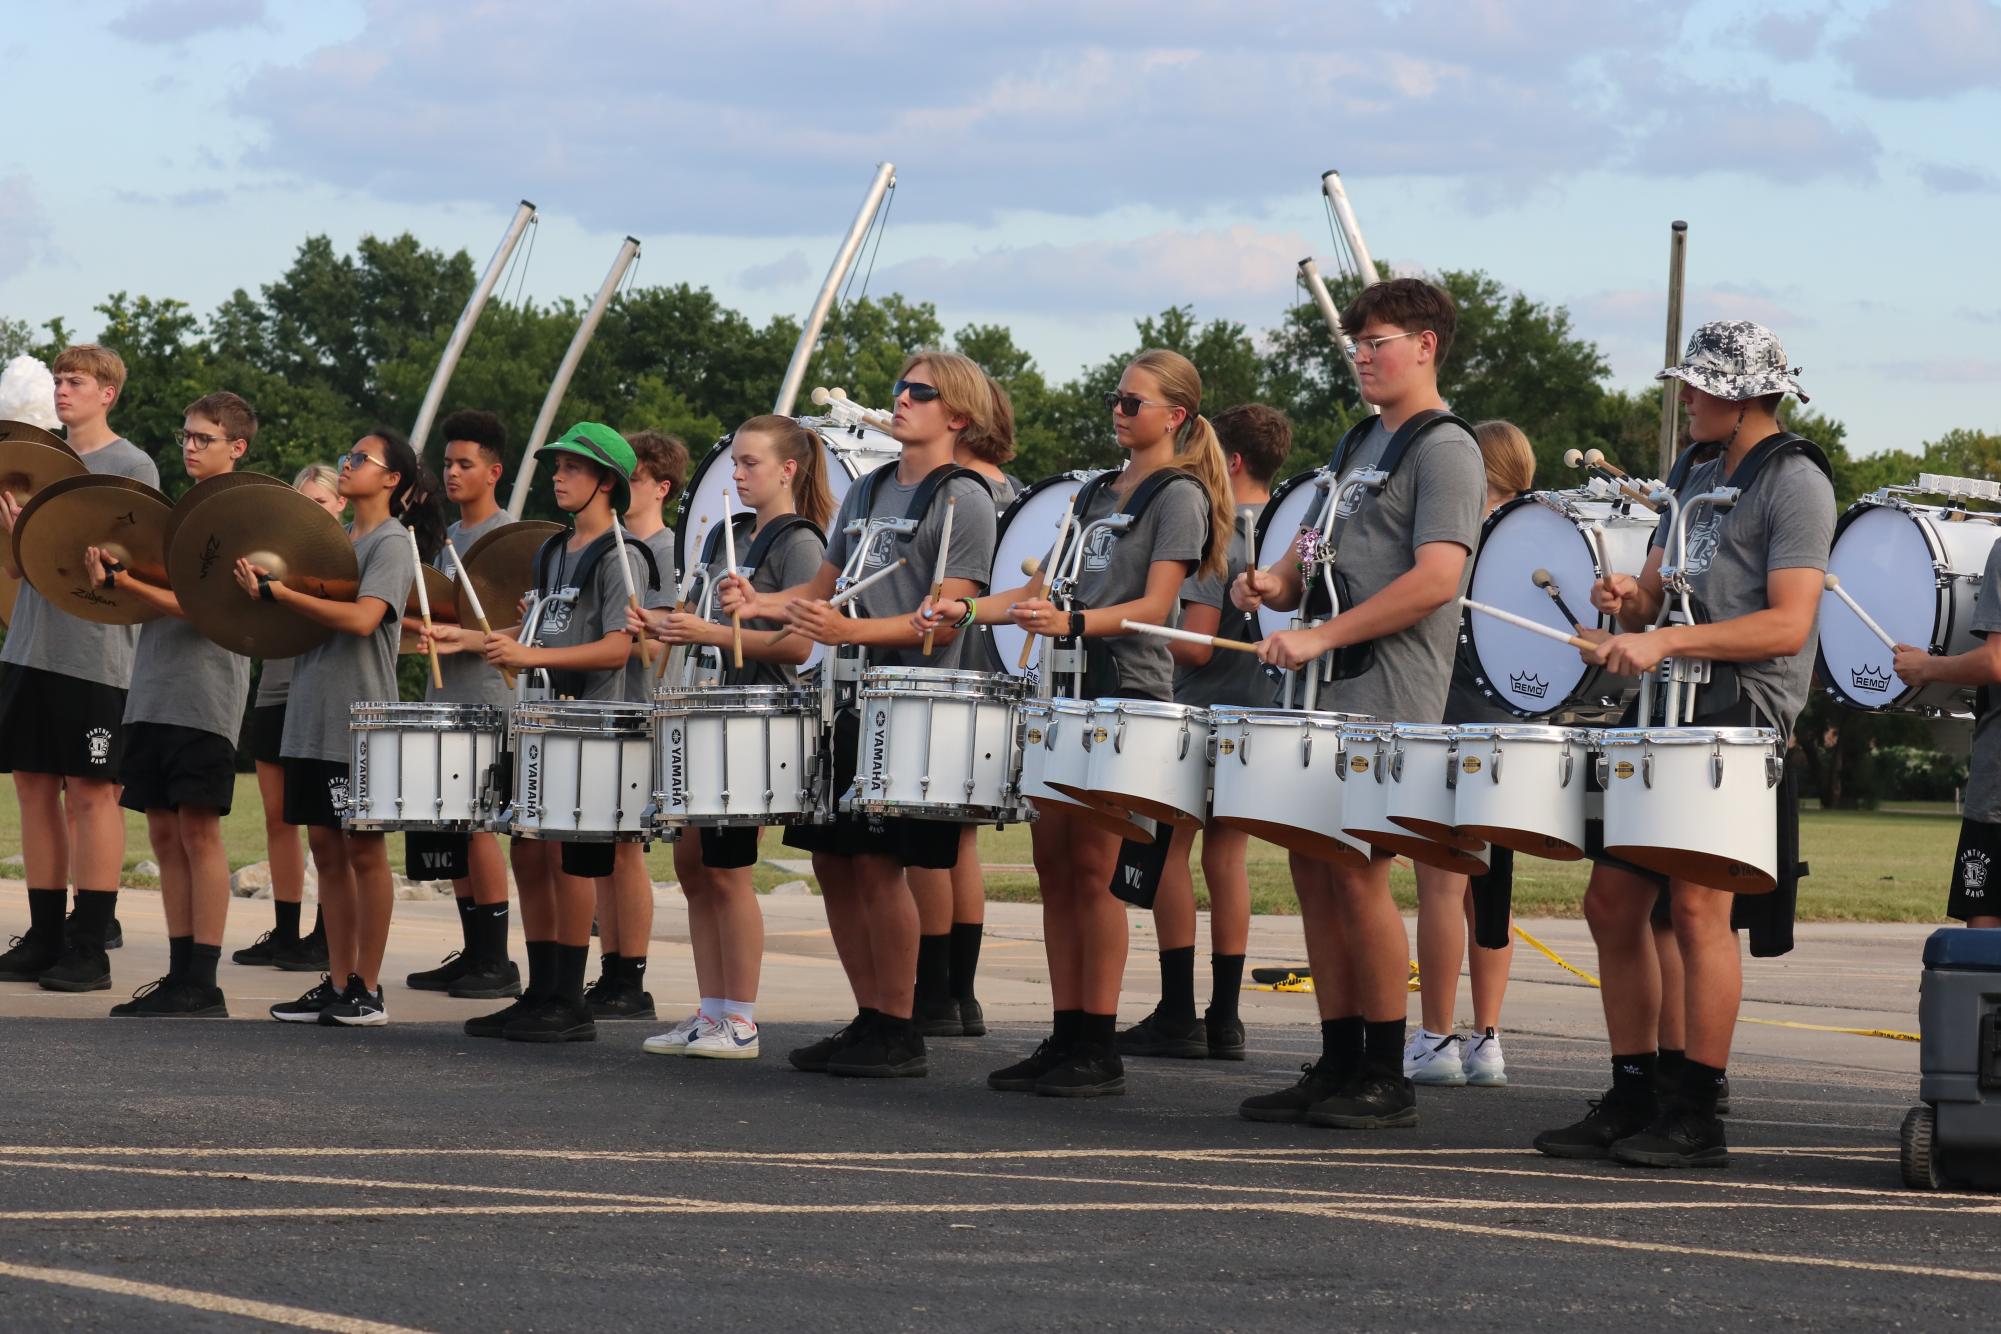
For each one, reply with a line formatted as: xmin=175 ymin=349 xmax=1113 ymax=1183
xmin=125 ymin=616 xmax=251 ymax=741
xmin=280 ymin=519 xmax=417 ymax=763
xmin=695 ymin=520 xmax=826 ymax=689
xmin=1174 ymin=502 xmax=1265 ymax=709
xmin=1964 ymin=542 xmax=2001 ymax=824
xmin=427 ymin=511 xmax=513 ymax=710
xmin=2 ymin=437 xmax=160 ymax=689
xmin=1648 ymin=445 xmax=1836 ymax=735
xmin=823 ymin=468 xmax=998 ymax=671
xmin=1072 ymin=472 xmax=1209 ymax=704
xmin=529 ymin=532 xmax=648 ymax=702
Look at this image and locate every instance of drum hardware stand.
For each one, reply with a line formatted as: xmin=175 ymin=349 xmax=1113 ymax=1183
xmin=821 ymin=514 xmax=918 ymax=811
xmin=1643 ymin=484 xmax=1737 ymax=727
xmin=1280 ymin=467 xmax=1386 ymax=713
xmin=1041 ymin=510 xmax=1134 ymax=699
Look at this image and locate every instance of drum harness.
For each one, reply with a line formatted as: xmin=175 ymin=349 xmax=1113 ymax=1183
xmin=668 ymin=512 xmax=827 ymax=690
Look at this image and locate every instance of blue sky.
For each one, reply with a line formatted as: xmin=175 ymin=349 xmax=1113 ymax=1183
xmin=3 ymin=0 xmax=1997 ymax=455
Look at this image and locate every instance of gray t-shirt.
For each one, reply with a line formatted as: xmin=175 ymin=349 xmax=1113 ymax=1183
xmin=1174 ymin=503 xmax=1265 ymax=709
xmin=280 ymin=519 xmax=416 ymax=763
xmin=1964 ymin=542 xmax=2001 ymax=823
xmin=823 ymin=468 xmax=998 ymax=671
xmin=2 ymin=436 xmax=160 ymax=689
xmin=618 ymin=526 xmax=677 ymax=699
xmin=125 ymin=616 xmax=251 ymax=741
xmin=254 ymin=655 xmax=293 ymax=708
xmin=529 ymin=530 xmax=648 ymax=702
xmin=1073 ymin=472 xmax=1208 ymax=703
xmin=698 ymin=519 xmax=826 ymax=688
xmin=428 ymin=511 xmax=514 ymax=709
xmin=1307 ymin=418 xmax=1485 ymax=723
xmin=1649 ymin=445 xmax=1836 ymax=734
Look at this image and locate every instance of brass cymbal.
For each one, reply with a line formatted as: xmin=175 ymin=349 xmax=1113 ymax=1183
xmin=168 ymin=483 xmax=358 ymax=658
xmin=0 ymin=438 xmax=87 ymax=507
xmin=0 ymin=420 xmax=79 ymax=459
xmin=462 ymin=520 xmax=562 ymax=628
xmin=162 ymin=471 xmax=288 ymax=562
xmin=12 ymin=474 xmax=173 ymax=625
xmin=397 ymin=565 xmax=461 ymax=655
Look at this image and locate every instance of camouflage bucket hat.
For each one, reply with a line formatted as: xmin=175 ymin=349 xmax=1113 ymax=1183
xmin=1656 ymin=320 xmax=1809 ymax=404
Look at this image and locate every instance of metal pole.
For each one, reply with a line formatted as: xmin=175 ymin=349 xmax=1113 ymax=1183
xmin=505 ymin=236 xmax=642 ymax=518
xmin=1658 ymin=221 xmax=1688 ymax=477
xmin=411 ymin=200 xmax=537 ymax=458
xmin=1321 ymin=170 xmax=1381 ymax=286
xmin=1298 ymin=256 xmax=1376 ymax=415
xmin=772 ymin=161 xmax=896 ymax=416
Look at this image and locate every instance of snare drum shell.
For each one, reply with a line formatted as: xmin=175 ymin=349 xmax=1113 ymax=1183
xmin=509 ymin=702 xmax=653 ymax=842
xmin=651 ymin=686 xmax=822 ymax=827
xmin=1451 ymin=724 xmax=1588 ymax=860
xmin=1385 ymin=725 xmax=1485 ymax=853
xmin=1338 ymin=724 xmax=1488 ymax=874
xmin=1598 ymin=728 xmax=1781 ymax=893
xmin=346 ymin=703 xmax=504 ymax=832
xmin=1066 ymin=699 xmax=1212 ymax=831
xmin=1208 ymin=708 xmax=1369 ymax=868
xmin=852 ymin=668 xmax=1022 ymax=822
xmin=1029 ymin=697 xmax=1152 ymax=838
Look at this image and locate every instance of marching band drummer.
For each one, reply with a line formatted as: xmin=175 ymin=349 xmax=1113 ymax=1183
xmin=630 ymin=417 xmax=832 ymax=1060
xmin=719 ymin=351 xmax=1000 ymax=1081
xmin=1536 ymin=321 xmax=1833 ymax=1169
xmin=918 ymin=348 xmax=1233 ymax=1098
xmin=243 ymin=428 xmax=441 ymax=1028
xmin=1231 ymin=278 xmax=1485 ymax=1131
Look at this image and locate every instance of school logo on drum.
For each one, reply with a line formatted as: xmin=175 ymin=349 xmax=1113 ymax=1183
xmin=1081 ymin=525 xmax=1117 ymax=573
xmin=1963 ymin=849 xmax=1990 ymax=896
xmin=84 ymin=728 xmax=112 ymax=765
xmin=1509 ymin=671 xmax=1549 ymax=700
xmin=1850 ymin=665 xmax=1893 ymax=694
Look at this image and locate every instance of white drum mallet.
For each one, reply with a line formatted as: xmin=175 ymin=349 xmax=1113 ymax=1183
xmin=1460 ymin=597 xmax=1595 ymax=651
xmin=921 ymin=496 xmax=956 ymax=657
xmin=1120 ymin=619 xmax=1262 ymax=655
xmin=768 ymin=557 xmax=910 ymax=646
xmin=1017 ymin=492 xmax=1078 ymax=669
xmin=1823 ymin=572 xmax=1898 ymax=651
xmin=441 ymin=532 xmax=515 ymax=690
xmin=607 ymin=516 xmax=653 ymax=670
xmin=720 ymin=491 xmax=746 ymax=669
xmin=408 ymin=528 xmax=444 ymax=691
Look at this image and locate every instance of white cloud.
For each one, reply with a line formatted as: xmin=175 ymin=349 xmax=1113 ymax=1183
xmin=738 ymin=250 xmax=812 ymax=291
xmin=1918 ymin=161 xmax=2001 ymax=193
xmin=0 ymin=175 xmax=59 ymax=284
xmin=112 ymin=0 xmax=266 ymax=45
xmin=1838 ymin=0 xmax=2001 ymax=99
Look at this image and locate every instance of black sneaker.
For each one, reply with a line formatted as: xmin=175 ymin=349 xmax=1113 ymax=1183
xmin=110 ymin=977 xmax=227 ymax=1018
xmin=271 ymin=932 xmax=330 ymax=973
xmin=406 ymin=951 xmax=471 ymax=992
xmin=271 ymin=977 xmax=341 ymax=1023
xmin=466 ymin=995 xmax=541 ymax=1039
xmin=37 ymin=944 xmax=111 ymax=992
xmin=789 ymin=1016 xmax=870 ymax=1073
xmin=1238 ymin=1062 xmax=1350 ymax=1123
xmin=826 ymin=1023 xmax=928 ymax=1078
xmin=1306 ymin=1065 xmax=1418 ymax=1128
xmin=1205 ymin=1011 xmax=1246 ymax=1061
xmin=1533 ymin=1091 xmax=1658 ymax=1160
xmin=914 ymin=995 xmax=964 ymax=1038
xmin=1610 ymin=1106 xmax=1729 ymax=1169
xmin=232 ymin=930 xmax=290 ymax=967
xmin=0 ymin=931 xmax=62 ymax=983
xmin=588 ymin=984 xmax=657 ymax=1021
xmin=447 ymin=958 xmax=522 ymax=1001
xmin=957 ymin=997 xmax=987 ymax=1037
xmin=502 ymin=996 xmax=597 ymax=1043
xmin=318 ymin=975 xmax=387 ymax=1027
xmin=987 ymin=1038 xmax=1071 ymax=1092
xmin=1115 ymin=1007 xmax=1208 ymax=1058
xmin=65 ymin=909 xmax=122 ymax=952
xmin=1034 ymin=1043 xmax=1125 ymax=1097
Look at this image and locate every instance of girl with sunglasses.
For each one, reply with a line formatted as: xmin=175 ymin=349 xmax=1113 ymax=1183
xmin=916 ymin=348 xmax=1233 ymax=1097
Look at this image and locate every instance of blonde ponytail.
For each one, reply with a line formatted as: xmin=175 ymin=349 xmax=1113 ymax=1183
xmin=1127 ymin=348 xmax=1233 ymax=581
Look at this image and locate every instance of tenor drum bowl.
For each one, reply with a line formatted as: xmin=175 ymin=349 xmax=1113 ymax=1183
xmin=345 ymin=702 xmax=504 ymax=832
xmin=851 ymin=667 xmax=1023 ymax=822
xmin=650 ymin=684 xmax=823 ymax=828
xmin=1029 ymin=697 xmax=1152 ymax=838
xmin=1209 ymin=707 xmax=1370 ymax=868
xmin=1067 ymin=698 xmax=1212 ymax=831
xmin=508 ymin=700 xmax=653 ymax=842
xmin=1597 ymin=727 xmax=1783 ymax=893
xmin=1451 ymin=723 xmax=1588 ymax=860
xmin=1378 ymin=724 xmax=1490 ymax=874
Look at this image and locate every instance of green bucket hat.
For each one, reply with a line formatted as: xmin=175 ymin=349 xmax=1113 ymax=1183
xmin=539 ymin=421 xmax=635 ymax=510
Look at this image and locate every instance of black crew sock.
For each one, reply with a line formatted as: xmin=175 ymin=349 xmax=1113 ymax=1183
xmin=1157 ymin=945 xmax=1197 ymax=1027
xmin=1080 ymin=1012 xmax=1117 ymax=1050
xmin=1679 ymin=1060 xmax=1727 ymax=1117
xmin=877 ymin=1012 xmax=916 ymax=1038
xmin=26 ymin=887 xmax=66 ymax=939
xmin=306 ymin=907 xmax=325 ymax=942
xmin=555 ymin=944 xmax=590 ymax=1006
xmin=1657 ymin=1046 xmax=1687 ymax=1084
xmin=856 ymin=1006 xmax=881 ymax=1032
xmin=597 ymin=951 xmax=621 ymax=986
xmin=187 ymin=944 xmax=221 ymax=991
xmin=71 ymin=890 xmax=117 ymax=950
xmin=948 ymin=922 xmax=983 ymax=1000
xmin=523 ymin=940 xmax=558 ymax=1003
xmin=915 ymin=933 xmax=951 ymax=1009
xmin=454 ymin=895 xmax=476 ymax=952
xmin=481 ymin=903 xmax=512 ymax=965
xmin=273 ymin=899 xmax=302 ymax=945
xmin=623 ymin=954 xmax=648 ymax=990
xmin=1612 ymin=1051 xmax=1659 ymax=1101
xmin=1320 ymin=1015 xmax=1365 ymax=1077
xmin=1363 ymin=1018 xmax=1406 ymax=1074
xmin=168 ymin=935 xmax=193 ymax=982
xmin=1053 ymin=1008 xmax=1085 ymax=1049
xmin=1208 ymin=953 xmax=1246 ymax=1026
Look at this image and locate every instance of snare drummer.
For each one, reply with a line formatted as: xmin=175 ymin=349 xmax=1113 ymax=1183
xmin=720 ymin=351 xmax=1000 ymax=1079
xmin=633 ymin=417 xmax=831 ymax=1059
xmin=1121 ymin=403 xmax=1293 ymax=1065
xmin=922 ymin=348 xmax=1233 ymax=1097
xmin=1535 ymin=320 xmax=1834 ymax=1169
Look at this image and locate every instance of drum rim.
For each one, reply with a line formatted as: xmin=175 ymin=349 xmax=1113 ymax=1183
xmin=1596 ymin=726 xmax=1781 ymax=745
xmin=1213 ymin=706 xmax=1373 ymax=727
xmin=1815 ymin=496 xmax=1961 ymax=713
xmin=1451 ymin=722 xmax=1579 ymax=742
xmin=350 ymin=702 xmax=505 ymax=726
xmin=1086 ymin=698 xmax=1210 ymax=721
xmin=1390 ymin=722 xmax=1460 ymax=739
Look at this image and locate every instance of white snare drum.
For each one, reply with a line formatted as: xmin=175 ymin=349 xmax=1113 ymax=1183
xmin=1451 ymin=723 xmax=1588 ymax=860
xmin=1209 ymin=708 xmax=1370 ymax=867
xmin=1820 ymin=497 xmax=2001 ymax=715
xmin=509 ymin=701 xmax=653 ymax=842
xmin=851 ymin=667 xmax=1024 ymax=822
xmin=1065 ymin=699 xmax=1211 ymax=831
xmin=1380 ymin=724 xmax=1489 ymax=874
xmin=346 ymin=703 xmax=503 ymax=832
xmin=1019 ymin=697 xmax=1089 ymax=812
xmin=650 ymin=685 xmax=823 ymax=827
xmin=1597 ymin=727 xmax=1784 ymax=892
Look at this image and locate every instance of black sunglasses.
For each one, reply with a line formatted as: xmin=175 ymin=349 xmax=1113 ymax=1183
xmin=1103 ymin=391 xmax=1173 ymax=417
xmin=893 ymin=379 xmax=942 ymax=404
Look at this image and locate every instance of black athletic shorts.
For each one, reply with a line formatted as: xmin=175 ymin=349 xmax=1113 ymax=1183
xmin=701 ymin=825 xmax=761 ymax=869
xmin=1949 ymin=818 xmax=2001 ymax=922
xmin=282 ymin=757 xmax=352 ymax=829
xmin=248 ymin=703 xmax=287 ymax=765
xmin=0 ymin=663 xmax=128 ymax=780
xmin=780 ymin=708 xmax=963 ymax=869
xmin=119 ymin=721 xmax=237 ymax=814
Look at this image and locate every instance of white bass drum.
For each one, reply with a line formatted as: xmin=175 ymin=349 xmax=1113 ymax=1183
xmin=988 ymin=471 xmax=1105 ymax=686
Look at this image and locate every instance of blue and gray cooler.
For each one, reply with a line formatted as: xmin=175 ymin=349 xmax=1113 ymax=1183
xmin=1904 ymin=927 xmax=2001 ymax=1189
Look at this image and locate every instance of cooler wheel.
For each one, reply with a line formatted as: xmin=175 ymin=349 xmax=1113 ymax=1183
xmin=1900 ymin=1104 xmax=1943 ymax=1191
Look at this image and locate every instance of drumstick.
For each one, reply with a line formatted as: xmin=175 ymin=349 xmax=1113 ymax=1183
xmin=721 ymin=491 xmax=743 ymax=669
xmin=407 ymin=528 xmax=444 ymax=690
xmin=1120 ymin=619 xmax=1261 ymax=655
xmin=441 ymin=533 xmax=516 ymax=689
xmin=1823 ymin=573 xmax=1897 ymax=651
xmin=677 ymin=518 xmax=709 ymax=612
xmin=1531 ymin=568 xmax=1587 ymax=634
xmin=1565 ymin=448 xmax=1660 ymax=511
xmin=921 ymin=496 xmax=956 ymax=656
xmin=768 ymin=557 xmax=909 ymax=645
xmin=607 ymin=516 xmax=654 ymax=670
xmin=1460 ymin=597 xmax=1594 ymax=651
xmin=1017 ymin=493 xmax=1078 ymax=669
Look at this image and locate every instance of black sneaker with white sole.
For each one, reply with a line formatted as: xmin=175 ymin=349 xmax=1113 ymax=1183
xmin=111 ymin=977 xmax=228 ymax=1018
xmin=447 ymin=958 xmax=522 ymax=1001
xmin=1533 ymin=1092 xmax=1657 ymax=1160
xmin=318 ymin=975 xmax=387 ymax=1027
xmin=1115 ymin=1008 xmax=1207 ymax=1059
xmin=271 ymin=977 xmax=341 ymax=1023
xmin=406 ymin=951 xmax=471 ymax=992
xmin=1238 ymin=1062 xmax=1350 ymax=1123
xmin=1610 ymin=1107 xmax=1729 ymax=1169
xmin=1306 ymin=1065 xmax=1418 ymax=1128
xmin=502 ymin=996 xmax=597 ymax=1043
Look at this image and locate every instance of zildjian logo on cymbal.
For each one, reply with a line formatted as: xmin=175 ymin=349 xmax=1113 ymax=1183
xmin=199 ymin=534 xmax=221 ymax=580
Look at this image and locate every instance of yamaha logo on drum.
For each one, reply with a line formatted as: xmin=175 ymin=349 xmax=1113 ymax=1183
xmin=1613 ymin=760 xmax=1635 ymax=780
xmin=1851 ymin=665 xmax=1893 ymax=694
xmin=523 ymin=740 xmax=542 ymax=813
xmin=667 ymin=726 xmax=685 ymax=806
xmin=1461 ymin=755 xmax=1482 ymax=775
xmin=1510 ymin=671 xmax=1549 ymax=700
xmin=867 ymin=711 xmax=888 ymax=792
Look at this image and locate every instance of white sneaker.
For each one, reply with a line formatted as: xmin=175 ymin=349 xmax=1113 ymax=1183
xmin=1405 ymin=1029 xmax=1467 ymax=1085
xmin=685 ymin=1014 xmax=760 ymax=1060
xmin=1463 ymin=1027 xmax=1507 ymax=1087
xmin=642 ymin=1012 xmax=712 ymax=1056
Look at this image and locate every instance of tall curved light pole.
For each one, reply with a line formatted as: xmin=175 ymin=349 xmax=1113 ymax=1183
xmin=771 ymin=161 xmax=896 ymax=416
xmin=411 ymin=199 xmax=537 ymax=459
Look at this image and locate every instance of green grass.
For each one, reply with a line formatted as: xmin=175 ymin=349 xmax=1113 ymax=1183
xmin=0 ymin=777 xmax=1963 ymax=921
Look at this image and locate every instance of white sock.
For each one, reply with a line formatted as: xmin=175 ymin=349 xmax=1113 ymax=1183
xmin=699 ymin=996 xmax=724 ymax=1021
xmin=724 ymin=999 xmax=756 ymax=1024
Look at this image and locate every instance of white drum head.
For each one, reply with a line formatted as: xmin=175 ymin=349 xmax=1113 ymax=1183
xmin=1252 ymin=471 xmax=1323 ymax=640
xmin=990 ymin=471 xmax=1100 ymax=679
xmin=1820 ymin=505 xmax=1940 ymax=709
xmin=1465 ymin=499 xmax=1608 ymax=716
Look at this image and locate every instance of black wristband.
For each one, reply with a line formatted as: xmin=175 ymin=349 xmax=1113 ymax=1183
xmin=99 ymin=559 xmax=125 ymax=590
xmin=1068 ymin=610 xmax=1086 ymax=639
xmin=256 ymin=571 xmax=277 ymax=604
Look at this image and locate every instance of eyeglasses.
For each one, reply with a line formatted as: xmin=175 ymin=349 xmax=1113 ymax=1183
xmin=892 ymin=379 xmax=942 ymax=404
xmin=180 ymin=430 xmax=238 ymax=451
xmin=1344 ymin=331 xmax=1423 ymax=358
xmin=1103 ymin=391 xmax=1174 ymax=417
xmin=341 ymin=449 xmax=390 ymax=472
